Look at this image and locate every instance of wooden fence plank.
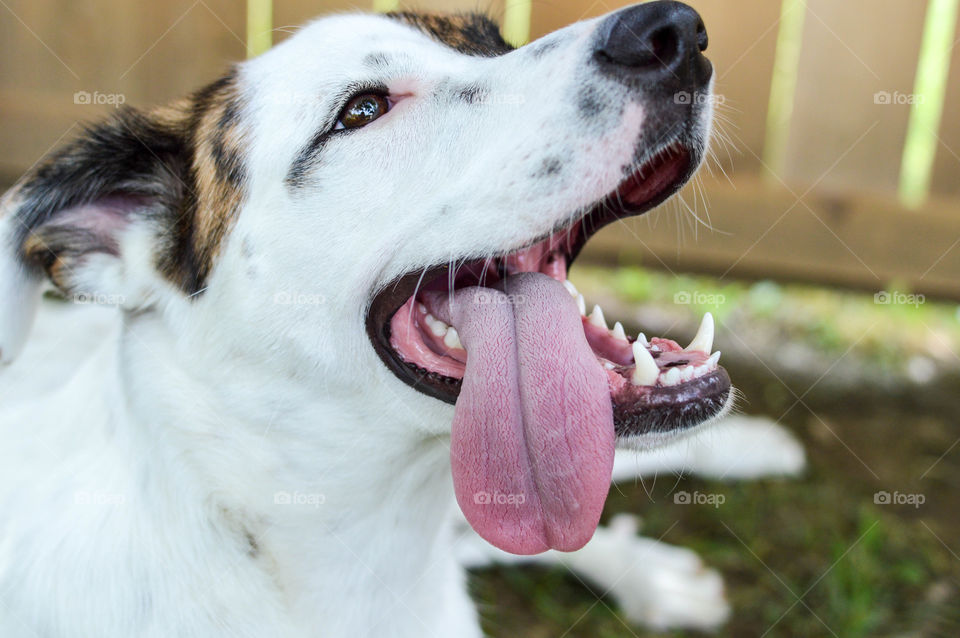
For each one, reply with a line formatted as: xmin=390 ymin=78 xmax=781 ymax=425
xmin=785 ymin=0 xmax=925 ymax=196
xmin=579 ymin=173 xmax=960 ymax=300
xmin=931 ymin=3 xmax=960 ymax=199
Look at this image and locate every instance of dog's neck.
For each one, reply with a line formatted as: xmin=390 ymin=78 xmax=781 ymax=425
xmin=110 ymin=310 xmax=474 ymax=635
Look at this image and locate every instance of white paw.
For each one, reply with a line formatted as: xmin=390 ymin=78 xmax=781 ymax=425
xmin=684 ymin=415 xmax=806 ymax=480
xmin=564 ymin=515 xmax=730 ymax=631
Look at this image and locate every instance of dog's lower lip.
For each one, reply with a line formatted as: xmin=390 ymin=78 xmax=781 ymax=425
xmin=365 ymin=140 xmax=729 ymax=435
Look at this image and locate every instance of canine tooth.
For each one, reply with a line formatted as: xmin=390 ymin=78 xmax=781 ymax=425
xmin=443 ymin=327 xmax=462 ymax=349
xmin=707 ymin=351 xmax=721 ymax=368
xmin=637 ymin=333 xmax=649 ymax=346
xmin=631 ymin=341 xmax=659 ymax=386
xmin=686 ymin=312 xmax=714 ymax=353
xmin=562 ymin=280 xmax=579 ymax=298
xmin=663 ymin=367 xmax=682 ymax=386
xmin=589 ymin=305 xmax=607 ymax=329
xmin=612 ymin=322 xmax=627 ymax=341
xmin=576 ymin=294 xmax=586 ymax=316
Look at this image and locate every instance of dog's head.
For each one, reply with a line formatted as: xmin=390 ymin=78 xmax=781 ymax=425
xmin=0 ymin=2 xmax=726 ymax=554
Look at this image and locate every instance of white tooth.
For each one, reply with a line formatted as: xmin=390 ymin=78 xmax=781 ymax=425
xmin=682 ymin=367 xmax=696 ymax=382
xmin=637 ymin=333 xmax=649 ymax=346
xmin=686 ymin=312 xmax=714 ymax=353
xmin=576 ymin=294 xmax=586 ymax=316
xmin=443 ymin=327 xmax=462 ymax=349
xmin=417 ymin=303 xmax=427 ymax=314
xmin=612 ymin=322 xmax=627 ymax=341
xmin=589 ymin=305 xmax=607 ymax=329
xmin=707 ymin=351 xmax=721 ymax=368
xmin=664 ymin=368 xmax=682 ymax=386
xmin=562 ymin=280 xmax=579 ymax=298
xmin=425 ymin=314 xmax=448 ymax=337
xmin=602 ymin=360 xmax=616 ymax=370
xmin=631 ymin=341 xmax=659 ymax=386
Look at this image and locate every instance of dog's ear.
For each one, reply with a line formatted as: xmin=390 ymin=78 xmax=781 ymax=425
xmin=0 ymin=71 xmax=247 ymax=364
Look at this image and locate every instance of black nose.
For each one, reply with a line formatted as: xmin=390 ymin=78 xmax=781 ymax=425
xmin=594 ymin=1 xmax=710 ymax=88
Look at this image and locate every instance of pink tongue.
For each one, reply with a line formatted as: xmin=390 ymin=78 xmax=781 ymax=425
xmin=437 ymin=272 xmax=615 ymax=555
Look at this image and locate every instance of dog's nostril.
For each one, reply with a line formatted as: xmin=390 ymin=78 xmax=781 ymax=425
xmin=696 ymin=19 xmax=708 ymax=52
xmin=648 ymin=27 xmax=680 ymax=67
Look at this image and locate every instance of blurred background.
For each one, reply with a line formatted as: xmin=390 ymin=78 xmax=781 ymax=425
xmin=2 ymin=0 xmax=959 ymax=635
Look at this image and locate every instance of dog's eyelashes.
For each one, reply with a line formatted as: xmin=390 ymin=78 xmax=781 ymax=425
xmin=335 ymin=93 xmax=389 ymax=130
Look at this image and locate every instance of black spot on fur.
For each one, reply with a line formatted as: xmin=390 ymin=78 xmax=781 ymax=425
xmin=245 ymin=530 xmax=260 ymax=558
xmin=363 ymin=52 xmax=391 ymax=69
xmin=534 ymin=157 xmax=564 ymax=178
xmin=455 ymin=84 xmax=489 ymax=104
xmin=529 ymin=38 xmax=561 ymax=59
xmin=240 ymin=236 xmax=254 ymax=259
xmin=577 ymin=85 xmax=606 ymax=118
xmin=286 ymin=128 xmax=333 ymax=190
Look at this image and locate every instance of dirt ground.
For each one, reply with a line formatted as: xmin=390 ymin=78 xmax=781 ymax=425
xmin=471 ymin=266 xmax=960 ymax=638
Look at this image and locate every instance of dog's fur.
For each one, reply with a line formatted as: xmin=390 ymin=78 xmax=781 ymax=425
xmin=0 ymin=8 xmax=805 ymax=637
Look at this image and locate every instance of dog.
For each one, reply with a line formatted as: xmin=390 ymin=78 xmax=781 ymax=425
xmin=0 ymin=3 xmax=805 ymax=636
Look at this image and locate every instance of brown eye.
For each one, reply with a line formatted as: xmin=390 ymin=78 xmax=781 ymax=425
xmin=337 ymin=94 xmax=389 ymax=129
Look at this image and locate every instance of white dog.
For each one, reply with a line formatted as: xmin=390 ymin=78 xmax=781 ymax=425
xmin=0 ymin=3 xmax=804 ymax=636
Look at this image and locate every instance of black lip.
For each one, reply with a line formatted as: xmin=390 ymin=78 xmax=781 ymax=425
xmin=364 ymin=138 xmax=730 ymax=435
xmin=612 ymin=368 xmax=730 ymax=437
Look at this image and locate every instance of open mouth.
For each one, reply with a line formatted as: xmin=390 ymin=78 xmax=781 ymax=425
xmin=366 ymin=140 xmax=730 ymax=554
xmin=367 ymin=142 xmax=730 ymax=434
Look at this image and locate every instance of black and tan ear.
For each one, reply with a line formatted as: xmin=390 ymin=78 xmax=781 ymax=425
xmin=0 ymin=71 xmax=248 ymax=365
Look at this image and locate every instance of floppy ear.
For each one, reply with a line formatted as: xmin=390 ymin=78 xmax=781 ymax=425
xmin=0 ymin=71 xmax=247 ymax=365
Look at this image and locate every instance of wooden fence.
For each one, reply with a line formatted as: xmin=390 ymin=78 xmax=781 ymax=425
xmin=1 ymin=0 xmax=958 ymax=297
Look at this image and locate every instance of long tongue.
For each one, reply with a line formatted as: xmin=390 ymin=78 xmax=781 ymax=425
xmin=435 ymin=272 xmax=615 ymax=554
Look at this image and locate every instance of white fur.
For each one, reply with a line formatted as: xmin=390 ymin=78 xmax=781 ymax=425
xmin=0 ymin=215 xmax=42 ymax=365
xmin=0 ymin=8 xmax=803 ymax=637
